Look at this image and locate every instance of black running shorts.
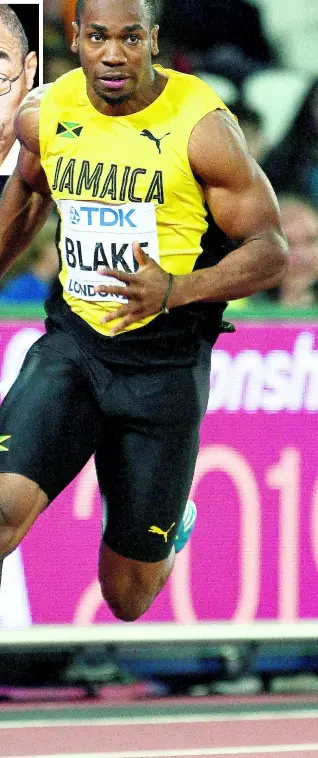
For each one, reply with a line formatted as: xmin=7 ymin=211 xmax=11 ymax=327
xmin=0 ymin=326 xmax=212 ymax=561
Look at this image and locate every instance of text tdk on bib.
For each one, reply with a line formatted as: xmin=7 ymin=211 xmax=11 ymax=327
xmin=57 ymin=200 xmax=160 ymax=302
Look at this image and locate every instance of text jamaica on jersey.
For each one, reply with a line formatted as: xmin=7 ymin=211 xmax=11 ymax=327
xmin=52 ymin=159 xmax=164 ymax=204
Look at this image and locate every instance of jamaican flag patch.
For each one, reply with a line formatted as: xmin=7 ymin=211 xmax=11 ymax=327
xmin=56 ymin=122 xmax=83 ymax=138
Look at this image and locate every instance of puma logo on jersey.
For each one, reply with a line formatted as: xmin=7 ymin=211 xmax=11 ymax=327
xmin=148 ymin=522 xmax=176 ymax=542
xmin=0 ymin=435 xmax=11 ymax=451
xmin=140 ymin=129 xmax=170 ymax=154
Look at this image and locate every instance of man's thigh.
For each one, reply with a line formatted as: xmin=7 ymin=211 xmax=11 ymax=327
xmin=96 ymin=342 xmax=212 ymax=562
xmin=0 ymin=331 xmax=101 ymax=502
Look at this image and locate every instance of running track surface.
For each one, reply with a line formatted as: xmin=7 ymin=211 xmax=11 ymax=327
xmin=2 ymin=694 xmax=318 ymax=758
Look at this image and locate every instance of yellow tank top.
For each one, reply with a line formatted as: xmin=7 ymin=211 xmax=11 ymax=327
xmin=40 ymin=65 xmax=230 ymax=336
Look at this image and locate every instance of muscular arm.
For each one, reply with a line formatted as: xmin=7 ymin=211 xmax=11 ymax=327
xmin=91 ymin=107 xmax=290 ymax=334
xmin=172 ymin=110 xmax=289 ymax=305
xmin=0 ymin=86 xmax=53 ymax=278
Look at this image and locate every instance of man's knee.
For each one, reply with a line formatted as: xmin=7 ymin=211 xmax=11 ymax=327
xmin=0 ymin=473 xmax=48 ymax=558
xmin=100 ymin=581 xmax=155 ymax=622
xmin=98 ymin=544 xmax=175 ymax=622
xmin=99 ymin=563 xmax=164 ymax=621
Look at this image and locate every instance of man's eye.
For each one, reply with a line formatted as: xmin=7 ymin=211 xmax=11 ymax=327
xmin=89 ymin=33 xmax=103 ymax=42
xmin=126 ymin=35 xmax=140 ymax=44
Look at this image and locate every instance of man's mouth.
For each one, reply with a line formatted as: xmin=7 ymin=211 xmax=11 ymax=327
xmin=98 ymin=75 xmax=130 ymax=91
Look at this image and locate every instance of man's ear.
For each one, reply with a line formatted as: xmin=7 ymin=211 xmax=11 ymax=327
xmin=71 ymin=21 xmax=80 ymax=54
xmin=151 ymin=25 xmax=159 ymax=56
xmin=24 ymin=51 xmax=37 ymax=91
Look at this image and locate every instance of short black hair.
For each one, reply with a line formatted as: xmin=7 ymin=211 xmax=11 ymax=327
xmin=0 ymin=5 xmax=29 ymax=58
xmin=75 ymin=0 xmax=157 ymax=28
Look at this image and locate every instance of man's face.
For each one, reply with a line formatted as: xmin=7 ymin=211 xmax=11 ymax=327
xmin=0 ymin=20 xmax=37 ymax=144
xmin=72 ymin=0 xmax=159 ymax=110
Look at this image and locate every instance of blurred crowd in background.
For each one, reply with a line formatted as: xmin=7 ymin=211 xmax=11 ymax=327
xmin=1 ymin=0 xmax=318 ymax=311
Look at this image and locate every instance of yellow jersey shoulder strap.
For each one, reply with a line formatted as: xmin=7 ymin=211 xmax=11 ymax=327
xmin=155 ymin=65 xmax=233 ymax=122
xmin=150 ymin=66 xmax=234 ymax=158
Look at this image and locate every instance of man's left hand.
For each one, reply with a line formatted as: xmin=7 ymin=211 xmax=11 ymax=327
xmin=94 ymin=241 xmax=174 ymax=335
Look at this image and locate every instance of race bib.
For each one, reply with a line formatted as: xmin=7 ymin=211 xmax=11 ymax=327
xmin=57 ymin=200 xmax=159 ymax=302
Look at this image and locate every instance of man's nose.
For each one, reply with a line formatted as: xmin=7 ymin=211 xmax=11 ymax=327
xmin=102 ymin=41 xmax=127 ymax=66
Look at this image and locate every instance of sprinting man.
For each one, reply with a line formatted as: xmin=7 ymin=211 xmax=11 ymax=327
xmin=0 ymin=0 xmax=289 ymax=621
